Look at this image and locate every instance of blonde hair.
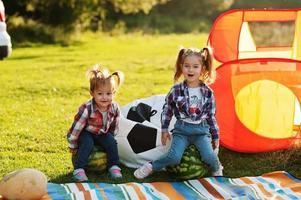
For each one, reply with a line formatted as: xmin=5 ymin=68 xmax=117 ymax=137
xmin=174 ymin=47 xmax=215 ymax=84
xmin=87 ymin=64 xmax=124 ymax=92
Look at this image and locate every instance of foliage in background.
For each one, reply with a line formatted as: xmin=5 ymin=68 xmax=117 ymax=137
xmin=121 ymin=0 xmax=233 ymax=33
xmin=4 ymin=0 xmax=301 ymax=44
xmin=4 ymin=0 xmax=168 ymax=32
xmin=4 ymin=0 xmax=168 ymax=45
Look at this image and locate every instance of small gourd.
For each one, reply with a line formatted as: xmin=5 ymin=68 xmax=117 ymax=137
xmin=0 ymin=168 xmax=47 ymax=200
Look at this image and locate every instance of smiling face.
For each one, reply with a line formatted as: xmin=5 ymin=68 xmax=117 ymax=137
xmin=181 ymin=55 xmax=202 ymax=87
xmin=90 ymin=85 xmax=115 ymax=112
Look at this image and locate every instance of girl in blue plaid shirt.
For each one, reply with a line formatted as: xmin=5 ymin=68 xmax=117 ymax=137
xmin=134 ymin=47 xmax=223 ymax=179
xmin=67 ymin=65 xmax=124 ymax=182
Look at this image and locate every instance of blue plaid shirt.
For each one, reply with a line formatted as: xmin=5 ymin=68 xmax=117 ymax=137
xmin=161 ymin=81 xmax=219 ymax=140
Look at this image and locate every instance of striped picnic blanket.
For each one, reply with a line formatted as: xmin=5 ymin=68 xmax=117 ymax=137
xmin=46 ymin=171 xmax=301 ymax=200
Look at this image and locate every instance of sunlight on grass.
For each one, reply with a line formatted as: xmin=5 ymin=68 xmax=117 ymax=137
xmin=0 ymin=33 xmax=208 ymax=182
xmin=1 ymin=33 xmax=301 ymax=183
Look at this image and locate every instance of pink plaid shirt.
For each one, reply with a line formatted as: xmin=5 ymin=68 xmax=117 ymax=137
xmin=67 ymin=99 xmax=120 ymax=149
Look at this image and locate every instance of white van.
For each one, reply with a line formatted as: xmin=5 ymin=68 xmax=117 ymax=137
xmin=0 ymin=0 xmax=12 ymax=59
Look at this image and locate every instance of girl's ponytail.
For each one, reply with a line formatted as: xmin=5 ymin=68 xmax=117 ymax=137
xmin=110 ymin=71 xmax=124 ymax=91
xmin=174 ymin=48 xmax=186 ymax=83
xmin=201 ymin=47 xmax=212 ymax=71
xmin=201 ymin=47 xmax=215 ymax=84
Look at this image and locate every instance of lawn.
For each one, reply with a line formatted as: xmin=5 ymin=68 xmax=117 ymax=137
xmin=0 ymin=32 xmax=300 ymax=183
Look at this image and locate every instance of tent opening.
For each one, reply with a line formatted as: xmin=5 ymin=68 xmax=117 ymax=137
xmin=235 ymin=80 xmax=300 ymax=139
xmin=239 ymin=21 xmax=295 ymax=59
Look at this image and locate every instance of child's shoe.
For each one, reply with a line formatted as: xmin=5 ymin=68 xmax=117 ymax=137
xmin=109 ymin=165 xmax=122 ymax=179
xmin=73 ymin=168 xmax=88 ymax=182
xmin=134 ymin=162 xmax=153 ymax=179
xmin=212 ymin=164 xmax=223 ymax=176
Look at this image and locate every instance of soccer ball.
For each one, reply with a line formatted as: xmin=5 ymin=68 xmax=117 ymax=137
xmin=116 ymin=117 xmax=169 ymax=168
xmin=117 ymin=95 xmax=175 ymax=168
xmin=120 ymin=94 xmax=175 ymax=131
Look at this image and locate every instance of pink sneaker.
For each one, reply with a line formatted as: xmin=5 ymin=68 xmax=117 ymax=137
xmin=134 ymin=162 xmax=153 ymax=179
xmin=73 ymin=168 xmax=88 ymax=182
xmin=109 ymin=165 xmax=122 ymax=179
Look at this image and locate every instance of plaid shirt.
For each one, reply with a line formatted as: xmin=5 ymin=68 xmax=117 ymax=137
xmin=67 ymin=99 xmax=120 ymax=149
xmin=161 ymin=81 xmax=219 ymax=140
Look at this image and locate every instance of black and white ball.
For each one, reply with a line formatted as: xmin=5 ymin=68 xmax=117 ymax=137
xmin=120 ymin=94 xmax=176 ymax=130
xmin=116 ymin=95 xmax=175 ymax=168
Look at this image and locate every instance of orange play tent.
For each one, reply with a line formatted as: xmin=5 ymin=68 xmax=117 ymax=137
xmin=208 ymin=9 xmax=301 ymax=152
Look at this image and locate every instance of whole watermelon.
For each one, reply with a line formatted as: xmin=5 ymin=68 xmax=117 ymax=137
xmin=166 ymin=145 xmax=208 ymax=179
xmin=72 ymin=147 xmax=107 ymax=172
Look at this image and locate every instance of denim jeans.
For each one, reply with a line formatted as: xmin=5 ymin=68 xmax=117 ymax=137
xmin=152 ymin=120 xmax=220 ymax=172
xmin=74 ymin=130 xmax=119 ymax=170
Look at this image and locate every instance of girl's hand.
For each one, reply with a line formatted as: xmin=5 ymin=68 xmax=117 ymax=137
xmin=212 ymin=139 xmax=219 ymax=150
xmin=69 ymin=148 xmax=78 ymax=155
xmin=161 ymin=132 xmax=171 ymax=145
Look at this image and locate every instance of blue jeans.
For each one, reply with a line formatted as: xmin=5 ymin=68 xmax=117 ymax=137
xmin=74 ymin=130 xmax=119 ymax=170
xmin=152 ymin=120 xmax=220 ymax=172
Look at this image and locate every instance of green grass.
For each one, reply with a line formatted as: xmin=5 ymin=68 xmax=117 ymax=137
xmin=0 ymin=32 xmax=300 ymax=184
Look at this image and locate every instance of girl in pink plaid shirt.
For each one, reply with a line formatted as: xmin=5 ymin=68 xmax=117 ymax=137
xmin=67 ymin=65 xmax=124 ymax=182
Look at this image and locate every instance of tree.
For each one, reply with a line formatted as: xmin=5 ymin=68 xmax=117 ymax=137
xmin=120 ymin=0 xmax=234 ymax=33
xmin=4 ymin=0 xmax=169 ymax=31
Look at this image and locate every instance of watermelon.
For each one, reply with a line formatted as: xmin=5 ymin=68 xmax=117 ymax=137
xmin=72 ymin=147 xmax=107 ymax=172
xmin=166 ymin=145 xmax=208 ymax=180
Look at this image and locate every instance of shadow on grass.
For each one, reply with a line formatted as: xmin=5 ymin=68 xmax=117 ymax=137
xmin=48 ymin=147 xmax=301 ymax=184
xmin=49 ymin=172 xmax=74 ymax=183
xmin=219 ymin=146 xmax=301 ymax=179
xmin=49 ymin=164 xmax=187 ymax=184
xmin=8 ymin=55 xmax=42 ymax=60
